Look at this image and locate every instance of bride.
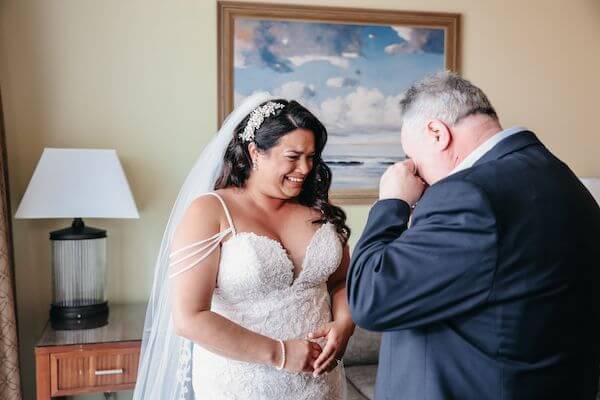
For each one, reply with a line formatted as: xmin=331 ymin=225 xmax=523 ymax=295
xmin=133 ymin=93 xmax=355 ymax=400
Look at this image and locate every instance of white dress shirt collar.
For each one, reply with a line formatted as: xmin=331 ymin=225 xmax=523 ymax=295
xmin=449 ymin=126 xmax=528 ymax=176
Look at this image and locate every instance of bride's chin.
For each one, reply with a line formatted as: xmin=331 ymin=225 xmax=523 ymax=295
xmin=281 ymin=184 xmax=302 ymax=197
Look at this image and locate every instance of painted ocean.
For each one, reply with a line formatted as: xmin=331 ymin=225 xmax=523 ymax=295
xmin=323 ymin=141 xmax=406 ymax=190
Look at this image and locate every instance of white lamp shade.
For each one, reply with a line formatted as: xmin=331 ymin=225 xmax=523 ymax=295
xmin=15 ymin=148 xmax=139 ymax=219
xmin=580 ymin=177 xmax=600 ymax=206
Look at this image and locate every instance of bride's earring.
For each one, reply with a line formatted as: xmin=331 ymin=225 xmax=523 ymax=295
xmin=252 ymin=159 xmax=258 ymax=171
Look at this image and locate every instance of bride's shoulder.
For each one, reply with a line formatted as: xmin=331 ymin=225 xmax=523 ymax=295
xmin=188 ymin=193 xmax=221 ymax=211
xmin=171 ymin=195 xmax=225 ymax=252
xmin=180 ymin=194 xmax=225 ymax=228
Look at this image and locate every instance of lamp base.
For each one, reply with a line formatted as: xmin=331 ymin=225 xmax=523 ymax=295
xmin=50 ymin=302 xmax=109 ymax=330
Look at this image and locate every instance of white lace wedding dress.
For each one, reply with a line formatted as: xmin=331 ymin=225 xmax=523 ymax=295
xmin=175 ymin=192 xmax=346 ymax=399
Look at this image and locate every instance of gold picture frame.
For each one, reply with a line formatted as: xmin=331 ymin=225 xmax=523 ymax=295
xmin=218 ymin=1 xmax=460 ymax=204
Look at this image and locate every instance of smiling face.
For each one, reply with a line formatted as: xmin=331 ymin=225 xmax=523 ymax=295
xmin=248 ymin=128 xmax=316 ymax=199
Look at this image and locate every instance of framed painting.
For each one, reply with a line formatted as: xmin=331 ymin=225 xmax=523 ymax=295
xmin=218 ymin=1 xmax=460 ymax=204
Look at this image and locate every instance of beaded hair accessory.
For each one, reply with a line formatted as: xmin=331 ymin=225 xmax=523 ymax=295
xmin=239 ymin=101 xmax=285 ymax=142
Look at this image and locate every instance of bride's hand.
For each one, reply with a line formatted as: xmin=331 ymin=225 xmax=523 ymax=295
xmin=308 ymin=320 xmax=355 ymax=377
xmin=281 ymin=339 xmax=323 ymax=373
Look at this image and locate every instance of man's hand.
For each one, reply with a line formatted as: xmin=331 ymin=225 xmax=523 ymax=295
xmin=379 ymin=159 xmax=426 ymax=206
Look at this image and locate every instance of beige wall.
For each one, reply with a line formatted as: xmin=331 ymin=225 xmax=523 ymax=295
xmin=1 ymin=0 xmax=599 ymax=398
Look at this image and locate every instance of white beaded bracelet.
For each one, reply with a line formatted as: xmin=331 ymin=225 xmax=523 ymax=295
xmin=275 ymin=339 xmax=286 ymax=370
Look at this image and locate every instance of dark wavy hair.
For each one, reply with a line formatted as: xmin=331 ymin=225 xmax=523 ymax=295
xmin=215 ymin=99 xmax=350 ymax=244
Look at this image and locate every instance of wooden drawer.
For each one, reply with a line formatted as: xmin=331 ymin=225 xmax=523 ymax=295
xmin=49 ymin=344 xmax=140 ymax=396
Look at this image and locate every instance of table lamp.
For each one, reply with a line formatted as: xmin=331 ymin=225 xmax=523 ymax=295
xmin=15 ymin=148 xmax=139 ymax=330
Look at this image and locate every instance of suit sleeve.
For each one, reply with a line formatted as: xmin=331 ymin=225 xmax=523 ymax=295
xmin=347 ymin=180 xmax=498 ymax=331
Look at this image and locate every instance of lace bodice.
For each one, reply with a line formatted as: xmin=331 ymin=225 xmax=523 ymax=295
xmin=173 ymin=193 xmax=346 ymax=399
xmin=216 ymin=222 xmax=342 ymax=299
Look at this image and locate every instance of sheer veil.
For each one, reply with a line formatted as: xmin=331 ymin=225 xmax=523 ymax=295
xmin=133 ymin=92 xmax=274 ymax=400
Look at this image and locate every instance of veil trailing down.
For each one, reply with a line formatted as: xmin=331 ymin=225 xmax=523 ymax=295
xmin=133 ymin=93 xmax=274 ymax=400
xmin=133 ymin=92 xmax=348 ymax=400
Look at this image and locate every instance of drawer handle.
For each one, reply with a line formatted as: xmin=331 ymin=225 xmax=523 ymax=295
xmin=95 ymin=369 xmax=124 ymax=376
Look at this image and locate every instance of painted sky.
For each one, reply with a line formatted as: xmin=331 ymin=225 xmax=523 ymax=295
xmin=233 ymin=19 xmax=445 ymax=146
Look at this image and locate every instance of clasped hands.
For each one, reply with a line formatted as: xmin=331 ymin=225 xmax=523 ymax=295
xmin=278 ymin=320 xmax=354 ymax=377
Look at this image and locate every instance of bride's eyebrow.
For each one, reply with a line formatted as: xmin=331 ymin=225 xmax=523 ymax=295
xmin=284 ymin=150 xmax=316 ymax=155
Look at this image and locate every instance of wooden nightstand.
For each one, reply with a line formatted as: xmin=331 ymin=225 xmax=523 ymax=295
xmin=35 ymin=303 xmax=146 ymax=399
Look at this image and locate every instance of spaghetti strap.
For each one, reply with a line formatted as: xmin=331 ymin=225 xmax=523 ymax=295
xmin=204 ymin=192 xmax=237 ymax=235
xmin=168 ymin=228 xmax=232 ymax=279
xmin=167 ymin=192 xmax=237 ymax=279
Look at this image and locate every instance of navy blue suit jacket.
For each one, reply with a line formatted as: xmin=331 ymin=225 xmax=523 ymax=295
xmin=347 ymin=131 xmax=600 ymax=400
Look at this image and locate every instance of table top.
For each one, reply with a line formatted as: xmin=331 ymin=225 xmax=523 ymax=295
xmin=36 ymin=303 xmax=147 ymax=347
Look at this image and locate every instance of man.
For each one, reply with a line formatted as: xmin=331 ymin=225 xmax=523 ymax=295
xmin=347 ymin=72 xmax=600 ymax=400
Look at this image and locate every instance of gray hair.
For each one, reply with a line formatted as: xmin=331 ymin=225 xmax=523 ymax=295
xmin=399 ymin=71 xmax=498 ymax=131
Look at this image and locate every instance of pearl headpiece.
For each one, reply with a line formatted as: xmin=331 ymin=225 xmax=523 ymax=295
xmin=239 ymin=101 xmax=285 ymax=142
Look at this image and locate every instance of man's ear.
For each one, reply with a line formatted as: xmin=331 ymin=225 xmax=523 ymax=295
xmin=426 ymin=119 xmax=452 ymax=151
